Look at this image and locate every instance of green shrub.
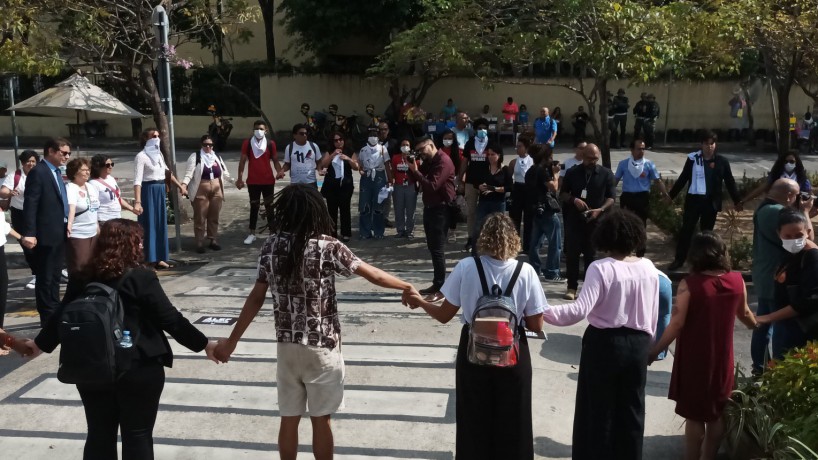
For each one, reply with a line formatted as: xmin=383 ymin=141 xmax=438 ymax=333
xmin=649 ymin=178 xmax=684 ymax=240
xmin=729 ymin=235 xmax=753 ymax=271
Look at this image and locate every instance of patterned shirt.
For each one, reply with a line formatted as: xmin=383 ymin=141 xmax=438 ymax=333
xmin=256 ymin=233 xmax=362 ymax=349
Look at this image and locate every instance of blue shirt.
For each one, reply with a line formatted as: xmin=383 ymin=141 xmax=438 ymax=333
xmin=615 ymin=157 xmax=660 ymax=193
xmin=45 ymin=160 xmax=69 ymax=218
xmin=533 ymin=116 xmax=557 ymax=145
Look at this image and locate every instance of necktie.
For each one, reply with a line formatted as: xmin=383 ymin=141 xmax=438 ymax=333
xmin=54 ymin=168 xmax=69 ymax=218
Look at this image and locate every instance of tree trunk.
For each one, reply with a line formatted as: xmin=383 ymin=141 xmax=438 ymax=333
xmin=776 ymin=84 xmax=792 ymax=156
xmin=259 ymin=0 xmax=276 ymax=68
xmin=140 ymin=63 xmax=170 ymax=164
xmin=597 ymin=78 xmax=612 ymax=168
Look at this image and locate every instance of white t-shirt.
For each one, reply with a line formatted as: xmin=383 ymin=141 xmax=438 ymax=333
xmin=1 ymin=171 xmax=27 ymax=210
xmin=560 ymin=157 xmax=583 ymax=177
xmin=67 ymin=182 xmax=100 ymax=239
xmin=0 ymin=210 xmax=11 ymax=247
xmin=285 ymin=142 xmax=322 ymax=184
xmin=91 ymin=176 xmax=122 ymax=222
xmin=441 ymin=256 xmax=548 ymax=325
xmin=359 ymin=144 xmax=389 ymax=173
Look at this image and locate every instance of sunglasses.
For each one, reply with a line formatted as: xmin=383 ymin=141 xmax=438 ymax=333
xmin=105 ymin=162 xmax=115 ymax=167
xmin=202 ymin=143 xmax=214 ymax=147
xmin=58 ymin=149 xmax=71 ymax=156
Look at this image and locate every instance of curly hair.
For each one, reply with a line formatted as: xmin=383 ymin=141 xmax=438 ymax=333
xmin=66 ymin=157 xmax=90 ymax=181
xmin=88 ymin=219 xmax=145 ymax=281
xmin=592 ymin=208 xmax=646 ymax=255
xmin=687 ymin=231 xmax=731 ymax=273
xmin=477 ymin=213 xmax=521 ymax=260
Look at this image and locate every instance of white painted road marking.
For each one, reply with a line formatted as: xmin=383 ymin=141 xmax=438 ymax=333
xmin=20 ymin=378 xmax=450 ymax=418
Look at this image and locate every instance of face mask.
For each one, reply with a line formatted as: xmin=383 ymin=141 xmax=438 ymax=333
xmin=784 ymin=162 xmax=796 ymax=173
xmin=442 ymin=139 xmax=453 ymax=147
xmin=367 ymin=136 xmax=379 ymax=146
xmin=476 ymin=129 xmax=488 ymax=140
xmin=400 ymin=145 xmax=411 ymax=154
xmin=145 ymin=137 xmax=160 ymax=151
xmin=782 ymin=237 xmax=806 ymax=254
xmin=254 ymin=129 xmax=265 ymax=139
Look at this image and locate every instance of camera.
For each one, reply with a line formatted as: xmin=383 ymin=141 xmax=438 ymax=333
xmin=800 ymin=192 xmax=816 ymax=201
xmin=406 ymin=153 xmax=417 ymax=163
xmin=551 ymin=160 xmax=560 ymax=168
xmin=535 ymin=204 xmax=546 ymax=216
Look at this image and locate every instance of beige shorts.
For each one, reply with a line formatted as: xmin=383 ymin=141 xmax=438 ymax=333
xmin=277 ymin=343 xmax=345 ymax=417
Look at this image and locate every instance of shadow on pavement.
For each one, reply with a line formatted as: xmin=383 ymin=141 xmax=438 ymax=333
xmin=534 ymin=435 xmax=573 ymax=458
xmin=536 ymin=332 xmax=582 ymax=366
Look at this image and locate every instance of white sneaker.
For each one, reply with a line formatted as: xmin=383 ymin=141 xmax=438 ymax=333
xmin=243 ymin=234 xmax=257 ymax=245
xmin=25 ymin=276 xmax=36 ymax=290
xmin=61 ymin=269 xmax=69 ymax=278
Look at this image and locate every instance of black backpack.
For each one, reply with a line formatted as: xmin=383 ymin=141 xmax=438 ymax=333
xmin=57 ymin=271 xmax=134 ymax=384
xmin=467 ymin=256 xmax=523 ymax=367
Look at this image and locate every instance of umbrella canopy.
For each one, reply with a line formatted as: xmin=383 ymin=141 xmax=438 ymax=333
xmin=8 ymin=73 xmax=142 ymax=119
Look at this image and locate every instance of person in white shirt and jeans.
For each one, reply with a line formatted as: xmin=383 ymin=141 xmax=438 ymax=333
xmin=277 ymin=124 xmax=332 ymax=187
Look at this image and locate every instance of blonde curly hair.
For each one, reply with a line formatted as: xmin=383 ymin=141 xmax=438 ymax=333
xmin=477 ymin=213 xmax=521 ymax=260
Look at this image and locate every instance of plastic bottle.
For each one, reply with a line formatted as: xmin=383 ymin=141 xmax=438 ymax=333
xmin=497 ymin=322 xmax=516 ymax=366
xmin=119 ymin=330 xmax=133 ymax=349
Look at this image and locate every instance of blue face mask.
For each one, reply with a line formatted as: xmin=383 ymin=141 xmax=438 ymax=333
xmin=476 ymin=129 xmax=488 ymax=140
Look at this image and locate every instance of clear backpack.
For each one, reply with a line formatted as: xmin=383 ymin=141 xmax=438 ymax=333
xmin=467 ymin=256 xmax=523 ymax=367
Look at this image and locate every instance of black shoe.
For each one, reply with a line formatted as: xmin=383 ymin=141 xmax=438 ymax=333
xmin=209 ymin=242 xmax=222 ymax=251
xmin=667 ymin=260 xmax=683 ymax=271
xmin=385 ymin=219 xmax=395 ymax=228
xmin=196 ymin=247 xmax=206 ymax=254
xmin=419 ymin=285 xmax=439 ymax=295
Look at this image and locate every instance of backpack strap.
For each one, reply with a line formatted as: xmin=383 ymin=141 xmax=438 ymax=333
xmin=503 ymin=260 xmax=524 ymax=297
xmin=472 ymin=256 xmax=490 ymax=296
xmin=13 ymin=169 xmax=21 ymax=189
xmin=113 ymin=269 xmax=135 ymax=335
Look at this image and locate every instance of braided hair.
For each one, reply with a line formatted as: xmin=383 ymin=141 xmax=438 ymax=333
xmin=267 ymin=184 xmax=335 ymax=288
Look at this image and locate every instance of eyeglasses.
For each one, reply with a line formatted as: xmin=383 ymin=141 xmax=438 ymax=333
xmin=202 ymin=143 xmax=214 ymax=147
xmin=105 ymin=162 xmax=115 ymax=167
xmin=296 ymin=131 xmax=308 ymax=136
xmin=58 ymin=149 xmax=71 ymax=156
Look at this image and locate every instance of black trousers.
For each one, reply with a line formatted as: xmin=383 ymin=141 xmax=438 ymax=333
xmin=456 ymin=325 xmax=533 ymax=460
xmin=643 ymin=120 xmax=656 ymax=148
xmin=611 ymin=115 xmax=627 ymax=147
xmin=33 ymin=242 xmax=64 ymax=327
xmin=10 ymin=208 xmax=36 ymax=275
xmin=573 ymin=326 xmax=650 ymax=460
xmin=247 ymin=184 xmax=275 ymax=232
xmin=77 ymin=361 xmax=165 ymax=460
xmin=564 ymin=217 xmax=597 ymax=290
xmin=674 ymin=194 xmax=718 ymax=264
xmin=324 ymin=185 xmax=354 ymax=238
xmin=620 ymin=191 xmax=650 ymax=257
xmin=0 ymin=246 xmax=6 ymax=328
xmin=423 ymin=204 xmax=449 ymax=289
xmin=633 ymin=117 xmax=644 ymax=141
xmin=509 ymin=183 xmax=532 ymax=250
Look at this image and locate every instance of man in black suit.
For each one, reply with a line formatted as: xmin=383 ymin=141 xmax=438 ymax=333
xmin=667 ymin=131 xmax=741 ymax=270
xmin=22 ymin=138 xmax=71 ymax=326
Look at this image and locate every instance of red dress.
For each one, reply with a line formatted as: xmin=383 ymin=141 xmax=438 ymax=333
xmin=668 ymin=271 xmax=743 ymax=422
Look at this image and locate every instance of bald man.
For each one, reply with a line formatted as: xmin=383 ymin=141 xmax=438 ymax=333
xmin=750 ymin=177 xmax=799 ymax=375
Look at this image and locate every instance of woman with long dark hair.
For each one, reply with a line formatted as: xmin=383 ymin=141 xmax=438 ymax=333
xmin=214 ymin=184 xmax=417 ymax=460
xmin=321 ymin=134 xmax=358 ymax=242
xmin=472 ymin=142 xmax=511 ymax=252
xmin=740 ymin=151 xmax=811 ymax=205
xmin=29 ymin=219 xmax=218 ymax=459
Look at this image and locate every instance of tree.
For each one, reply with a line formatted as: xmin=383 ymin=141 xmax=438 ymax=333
xmin=258 ymin=0 xmax=277 ymax=66
xmin=0 ymin=0 xmax=62 ymax=75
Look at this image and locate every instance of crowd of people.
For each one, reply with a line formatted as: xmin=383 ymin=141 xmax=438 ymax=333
xmin=1 ymin=105 xmax=817 ymax=460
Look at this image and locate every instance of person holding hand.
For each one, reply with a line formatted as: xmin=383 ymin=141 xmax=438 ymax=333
xmin=0 ymin=210 xmax=23 ymax=329
xmin=26 ymin=218 xmax=219 ymax=459
xmin=235 ymin=120 xmax=281 ymax=245
xmin=0 ymin=150 xmax=39 ymax=289
xmin=0 ymin=328 xmax=36 ymax=356
xmin=321 ymin=134 xmax=358 ymax=242
xmin=65 ymin=158 xmax=100 ymax=276
xmin=214 ymin=184 xmax=418 ymax=460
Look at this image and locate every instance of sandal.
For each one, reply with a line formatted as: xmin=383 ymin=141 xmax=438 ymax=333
xmin=155 ymin=261 xmax=174 ymax=270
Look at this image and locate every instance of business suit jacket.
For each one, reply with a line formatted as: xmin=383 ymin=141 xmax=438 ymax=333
xmin=23 ymin=159 xmax=67 ymax=244
xmin=35 ymin=268 xmax=208 ymax=367
xmin=669 ymin=152 xmax=740 ymax=212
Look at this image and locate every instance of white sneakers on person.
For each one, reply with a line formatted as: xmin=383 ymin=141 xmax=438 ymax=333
xmin=244 ymin=234 xmax=257 ymax=245
xmin=61 ymin=269 xmax=69 ymax=279
xmin=25 ymin=276 xmax=36 ymax=290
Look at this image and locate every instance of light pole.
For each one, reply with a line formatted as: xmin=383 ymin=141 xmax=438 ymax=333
xmin=7 ymin=75 xmax=20 ymax=169
xmin=152 ymin=5 xmax=182 ymax=253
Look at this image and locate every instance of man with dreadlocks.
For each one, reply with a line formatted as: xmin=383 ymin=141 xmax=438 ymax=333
xmin=214 ymin=184 xmax=418 ymax=460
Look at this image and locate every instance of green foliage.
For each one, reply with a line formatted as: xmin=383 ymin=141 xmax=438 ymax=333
xmin=726 ymin=342 xmax=818 ymax=457
xmin=729 ymin=235 xmax=753 ymax=271
xmin=0 ymin=0 xmax=64 ymax=75
xmin=649 ymin=178 xmax=684 ymax=240
xmin=277 ymin=0 xmax=424 ymax=62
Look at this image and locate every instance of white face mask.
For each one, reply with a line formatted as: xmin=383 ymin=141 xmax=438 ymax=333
xmin=784 ymin=162 xmax=796 ymax=173
xmin=782 ymin=237 xmax=807 ymax=254
xmin=367 ymin=136 xmax=379 ymax=146
xmin=253 ymin=129 xmax=266 ymax=139
xmin=442 ymin=139 xmax=454 ymax=147
xmin=145 ymin=137 xmax=160 ymax=151
xmin=400 ymin=145 xmax=411 ymax=154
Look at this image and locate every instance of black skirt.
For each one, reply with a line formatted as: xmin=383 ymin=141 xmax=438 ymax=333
xmin=455 ymin=324 xmax=534 ymax=460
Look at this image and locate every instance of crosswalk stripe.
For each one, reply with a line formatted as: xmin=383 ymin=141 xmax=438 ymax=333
xmin=170 ymin=341 xmax=457 ymax=364
xmin=19 ymin=377 xmax=451 ymax=419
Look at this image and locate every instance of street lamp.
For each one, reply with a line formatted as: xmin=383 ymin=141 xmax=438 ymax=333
xmin=152 ymin=5 xmax=182 ymax=253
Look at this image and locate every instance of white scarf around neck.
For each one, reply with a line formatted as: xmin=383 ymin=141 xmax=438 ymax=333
xmin=251 ymin=135 xmax=267 ymax=159
xmin=332 ymin=154 xmax=345 ymax=181
xmin=688 ymin=151 xmax=707 ymax=195
xmin=200 ymin=149 xmax=218 ymax=168
xmin=144 ymin=138 xmax=163 ymax=166
xmin=474 ymin=136 xmax=488 ymax=154
xmin=627 ymin=157 xmax=646 ymax=179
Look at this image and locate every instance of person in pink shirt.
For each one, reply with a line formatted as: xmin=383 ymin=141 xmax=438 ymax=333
xmin=543 ymin=208 xmax=659 ymax=460
xmin=502 ymin=96 xmax=519 ymax=123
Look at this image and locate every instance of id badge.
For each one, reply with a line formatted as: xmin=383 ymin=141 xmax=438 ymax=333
xmin=580 ymin=189 xmax=587 ymax=199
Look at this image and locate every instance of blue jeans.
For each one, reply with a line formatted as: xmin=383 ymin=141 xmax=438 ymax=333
xmin=473 ymin=200 xmax=506 ymax=242
xmin=359 ymin=171 xmax=387 ymax=238
xmin=654 ymin=275 xmax=673 ymax=360
xmin=751 ymin=298 xmax=774 ymax=372
xmin=528 ymin=212 xmax=561 ymax=278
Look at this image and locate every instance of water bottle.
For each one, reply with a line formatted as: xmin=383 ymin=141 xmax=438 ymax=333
xmin=119 ymin=330 xmax=133 ymax=349
xmin=497 ymin=323 xmax=516 ymax=366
